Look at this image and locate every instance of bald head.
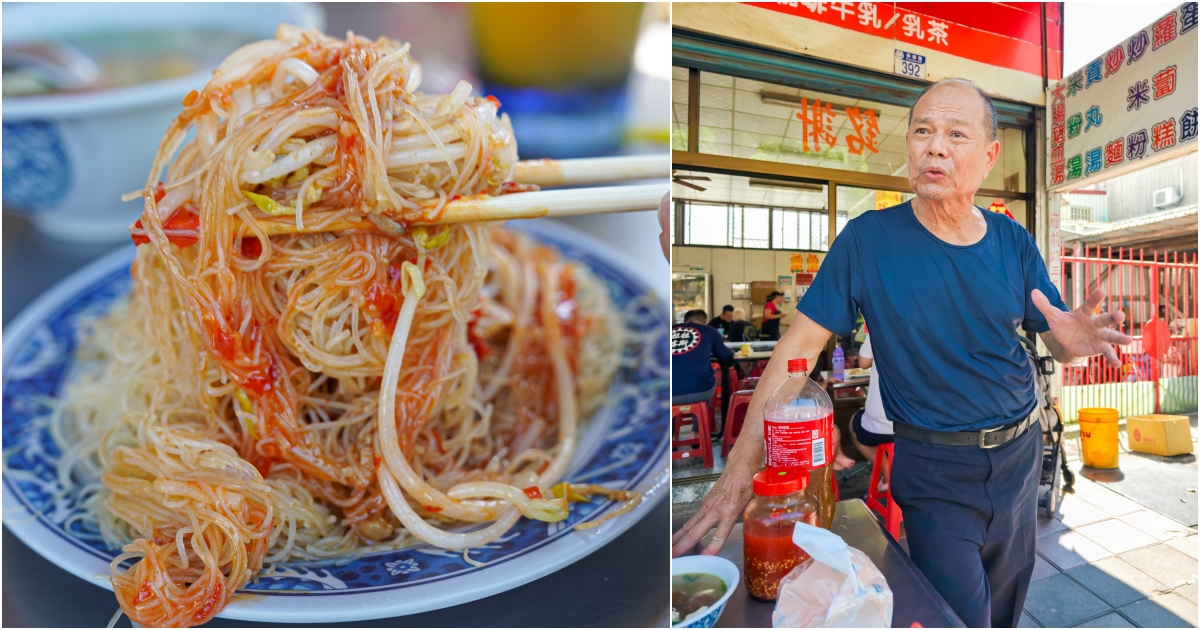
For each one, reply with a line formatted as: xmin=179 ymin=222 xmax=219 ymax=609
xmin=905 ymin=78 xmax=1002 ymax=202
xmin=909 ymin=78 xmax=997 ymax=142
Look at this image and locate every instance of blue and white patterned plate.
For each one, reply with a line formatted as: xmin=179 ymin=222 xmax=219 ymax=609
xmin=2 ymin=219 xmax=669 ymax=623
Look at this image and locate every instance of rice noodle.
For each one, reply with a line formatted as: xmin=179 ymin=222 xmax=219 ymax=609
xmin=51 ymin=27 xmax=635 ymax=628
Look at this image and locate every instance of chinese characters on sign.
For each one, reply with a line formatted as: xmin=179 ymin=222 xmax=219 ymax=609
xmin=794 ymin=98 xmax=838 ymax=152
xmin=792 ymin=99 xmax=881 ymax=155
xmin=1050 ymin=3 xmax=1197 ymax=190
xmin=1050 ymin=82 xmax=1067 ymax=185
xmin=1128 ymin=80 xmax=1150 ymax=110
xmin=1105 ymin=138 xmax=1124 ymax=167
xmin=1128 ymin=129 xmax=1149 ymax=161
xmin=1105 ymin=46 xmax=1125 ymax=77
xmin=1152 ymin=118 xmax=1177 ymax=151
xmin=777 ymin=2 xmax=955 ymax=47
xmin=844 ymin=107 xmax=880 ymax=155
xmin=1152 ymin=66 xmax=1177 ymax=98
xmin=1183 ymin=108 xmax=1199 ymax=141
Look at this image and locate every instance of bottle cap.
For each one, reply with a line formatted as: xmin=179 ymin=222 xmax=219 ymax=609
xmin=752 ymin=468 xmax=808 ymax=496
xmin=787 ymin=358 xmax=808 ymax=373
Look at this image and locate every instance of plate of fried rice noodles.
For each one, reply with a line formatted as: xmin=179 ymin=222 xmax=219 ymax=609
xmin=1 ymin=25 xmax=668 ymax=626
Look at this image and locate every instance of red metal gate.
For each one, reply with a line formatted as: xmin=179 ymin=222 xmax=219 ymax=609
xmin=1060 ymin=245 xmax=1198 ymax=421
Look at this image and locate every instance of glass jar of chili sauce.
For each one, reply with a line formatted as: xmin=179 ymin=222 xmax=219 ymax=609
xmin=742 ymin=468 xmax=819 ymax=601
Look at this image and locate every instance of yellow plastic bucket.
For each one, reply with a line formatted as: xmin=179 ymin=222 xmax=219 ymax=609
xmin=1078 ymin=408 xmax=1120 ymax=469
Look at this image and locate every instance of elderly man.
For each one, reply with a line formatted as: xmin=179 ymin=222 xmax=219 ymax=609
xmin=671 ymin=78 xmax=1131 ymax=628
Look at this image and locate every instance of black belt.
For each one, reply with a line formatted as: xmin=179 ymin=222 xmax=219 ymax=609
xmin=894 ymin=414 xmax=1035 ymax=449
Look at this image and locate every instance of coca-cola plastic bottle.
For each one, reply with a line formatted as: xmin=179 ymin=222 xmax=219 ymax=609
xmin=762 ymin=358 xmax=836 ymax=529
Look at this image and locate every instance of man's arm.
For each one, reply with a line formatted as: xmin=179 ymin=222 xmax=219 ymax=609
xmin=671 ymin=311 xmax=833 ymax=557
xmin=712 ymin=330 xmax=735 ymax=369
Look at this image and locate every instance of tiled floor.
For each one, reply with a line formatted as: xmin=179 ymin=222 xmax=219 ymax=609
xmin=1020 ymin=417 xmax=1198 ymax=628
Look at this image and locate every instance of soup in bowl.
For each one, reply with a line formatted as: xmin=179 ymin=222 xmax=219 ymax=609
xmin=1 ymin=3 xmax=323 ymax=242
xmin=671 ymin=555 xmax=740 ymax=628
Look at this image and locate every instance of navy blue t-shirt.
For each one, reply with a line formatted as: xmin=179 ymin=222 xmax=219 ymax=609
xmin=798 ymin=202 xmax=1067 ymax=432
xmin=671 ymin=323 xmax=734 ymax=396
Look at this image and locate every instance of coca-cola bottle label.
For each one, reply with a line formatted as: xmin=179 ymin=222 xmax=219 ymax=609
xmin=763 ymin=411 xmax=833 ymax=469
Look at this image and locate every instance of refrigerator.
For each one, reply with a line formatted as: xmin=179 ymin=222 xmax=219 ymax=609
xmin=672 ymin=269 xmax=711 ymax=324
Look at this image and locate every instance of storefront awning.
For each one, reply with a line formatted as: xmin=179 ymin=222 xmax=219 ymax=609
xmin=1062 ymin=204 xmax=1198 ymax=253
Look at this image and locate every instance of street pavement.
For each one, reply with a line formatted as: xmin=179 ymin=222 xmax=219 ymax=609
xmin=1021 ymin=413 xmax=1197 ymax=628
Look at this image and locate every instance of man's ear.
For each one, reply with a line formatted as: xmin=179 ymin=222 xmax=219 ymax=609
xmin=984 ymin=138 xmax=1001 ymax=172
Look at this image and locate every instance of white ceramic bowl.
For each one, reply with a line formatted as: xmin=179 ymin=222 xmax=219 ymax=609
xmin=2 ymin=2 xmax=324 ymax=243
xmin=672 ymin=555 xmax=741 ymax=628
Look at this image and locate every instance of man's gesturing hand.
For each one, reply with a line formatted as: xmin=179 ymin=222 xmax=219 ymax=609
xmin=1032 ymin=287 xmax=1133 ymax=368
xmin=670 ymin=466 xmax=754 ymax=558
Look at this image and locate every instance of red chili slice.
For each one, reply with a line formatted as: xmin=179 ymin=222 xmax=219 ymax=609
xmin=130 ymin=205 xmax=200 ymax=248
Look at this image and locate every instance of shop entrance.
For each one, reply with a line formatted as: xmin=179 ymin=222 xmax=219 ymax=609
xmin=670 ymin=40 xmax=1037 ymax=488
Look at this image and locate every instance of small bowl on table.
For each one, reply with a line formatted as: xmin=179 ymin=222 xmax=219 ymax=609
xmin=671 ymin=555 xmax=740 ymax=628
xmin=1 ymin=2 xmax=323 ymax=243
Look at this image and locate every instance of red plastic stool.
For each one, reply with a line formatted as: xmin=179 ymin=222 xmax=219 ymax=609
xmin=865 ymin=443 xmax=903 ymax=540
xmin=721 ymin=391 xmax=754 ymax=457
xmin=672 ymin=401 xmax=714 ymax=468
xmin=749 ymin=360 xmax=769 ymax=377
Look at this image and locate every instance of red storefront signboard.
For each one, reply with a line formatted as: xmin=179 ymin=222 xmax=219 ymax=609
xmin=745 ymin=2 xmax=1063 ymax=80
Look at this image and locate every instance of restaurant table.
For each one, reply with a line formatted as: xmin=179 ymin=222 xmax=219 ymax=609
xmin=723 ymin=340 xmax=778 ymax=351
xmin=674 ymin=499 xmax=965 ymax=628
xmin=732 ymin=352 xmax=773 ymax=380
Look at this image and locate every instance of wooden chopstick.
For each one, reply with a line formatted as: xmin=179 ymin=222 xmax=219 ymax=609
xmin=250 ymin=183 xmax=667 ymax=236
xmin=425 ymin=183 xmax=665 ymax=223
xmin=513 ymin=155 xmax=668 ymax=188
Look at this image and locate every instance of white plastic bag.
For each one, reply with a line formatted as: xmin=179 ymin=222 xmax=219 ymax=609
xmin=771 ymin=522 xmax=893 ymax=628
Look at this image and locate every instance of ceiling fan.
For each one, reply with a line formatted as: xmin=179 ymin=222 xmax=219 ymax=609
xmin=672 ymin=171 xmax=710 ymax=192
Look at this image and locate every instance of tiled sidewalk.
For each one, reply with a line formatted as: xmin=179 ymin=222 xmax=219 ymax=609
xmin=1021 ymin=418 xmax=1198 ymax=628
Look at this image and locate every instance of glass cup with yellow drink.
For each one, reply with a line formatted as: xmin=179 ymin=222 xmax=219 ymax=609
xmin=467 ymin=2 xmax=643 ymax=158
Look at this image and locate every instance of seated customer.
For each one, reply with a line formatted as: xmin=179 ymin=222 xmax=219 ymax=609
xmin=725 ymin=308 xmax=756 ymax=342
xmin=708 ymin=305 xmax=735 ymax=337
xmin=672 ymin=310 xmax=735 ymax=405
xmin=849 ymin=333 xmax=894 ymax=489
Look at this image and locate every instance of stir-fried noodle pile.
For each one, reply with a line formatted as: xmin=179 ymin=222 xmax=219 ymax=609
xmin=48 ymin=27 xmax=637 ymax=627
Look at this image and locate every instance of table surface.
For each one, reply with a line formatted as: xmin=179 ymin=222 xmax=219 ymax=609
xmin=2 ymin=5 xmax=672 ymax=626
xmin=674 ymin=499 xmax=965 ymax=629
xmin=733 ymin=351 xmax=774 ymax=361
xmin=723 ymin=341 xmax=778 ymax=349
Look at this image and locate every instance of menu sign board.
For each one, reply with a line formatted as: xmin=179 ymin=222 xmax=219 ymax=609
xmin=1047 ymin=3 xmax=1197 ymax=191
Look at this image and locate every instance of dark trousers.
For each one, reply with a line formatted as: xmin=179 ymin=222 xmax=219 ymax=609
xmin=891 ymin=421 xmax=1043 ymax=628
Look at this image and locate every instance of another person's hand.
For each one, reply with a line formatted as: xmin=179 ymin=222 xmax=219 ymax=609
xmin=1033 ymin=287 xmax=1133 ymax=367
xmin=671 ymin=463 xmax=754 ymax=558
xmin=657 ymin=193 xmax=670 ymax=261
